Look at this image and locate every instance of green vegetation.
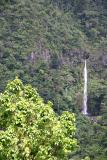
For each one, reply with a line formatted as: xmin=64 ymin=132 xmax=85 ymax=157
xmin=0 ymin=0 xmax=107 ymax=159
xmin=0 ymin=78 xmax=77 ymax=159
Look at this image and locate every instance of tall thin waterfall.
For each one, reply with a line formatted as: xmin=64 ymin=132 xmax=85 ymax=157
xmin=82 ymin=60 xmax=88 ymax=115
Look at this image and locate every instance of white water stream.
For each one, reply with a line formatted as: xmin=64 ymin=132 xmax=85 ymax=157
xmin=82 ymin=60 xmax=88 ymax=115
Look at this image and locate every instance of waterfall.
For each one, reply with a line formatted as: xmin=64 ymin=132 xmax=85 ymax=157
xmin=82 ymin=60 xmax=88 ymax=115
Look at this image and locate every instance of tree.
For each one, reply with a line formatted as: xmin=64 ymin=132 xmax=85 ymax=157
xmin=0 ymin=78 xmax=77 ymax=160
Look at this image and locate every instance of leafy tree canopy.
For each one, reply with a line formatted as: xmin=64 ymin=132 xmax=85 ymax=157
xmin=0 ymin=77 xmax=77 ymax=160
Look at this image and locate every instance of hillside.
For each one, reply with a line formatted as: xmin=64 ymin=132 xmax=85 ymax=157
xmin=0 ymin=0 xmax=107 ymax=159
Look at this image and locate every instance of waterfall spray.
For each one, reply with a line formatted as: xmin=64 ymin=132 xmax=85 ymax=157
xmin=82 ymin=60 xmax=88 ymax=115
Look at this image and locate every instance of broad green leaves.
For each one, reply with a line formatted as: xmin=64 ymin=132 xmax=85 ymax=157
xmin=0 ymin=78 xmax=77 ymax=159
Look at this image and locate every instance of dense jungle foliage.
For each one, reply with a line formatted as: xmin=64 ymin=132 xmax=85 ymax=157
xmin=0 ymin=0 xmax=107 ymax=159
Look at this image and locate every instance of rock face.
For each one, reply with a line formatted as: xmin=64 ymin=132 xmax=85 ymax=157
xmin=67 ymin=51 xmax=107 ymax=76
xmin=102 ymin=55 xmax=107 ymax=67
xmin=82 ymin=52 xmax=90 ymax=60
xmin=61 ymin=50 xmax=105 ymax=69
